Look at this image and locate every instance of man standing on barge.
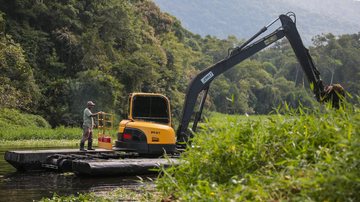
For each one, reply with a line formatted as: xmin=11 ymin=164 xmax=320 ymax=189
xmin=80 ymin=101 xmax=98 ymax=151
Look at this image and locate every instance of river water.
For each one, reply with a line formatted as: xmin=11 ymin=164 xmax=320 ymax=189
xmin=0 ymin=146 xmax=151 ymax=202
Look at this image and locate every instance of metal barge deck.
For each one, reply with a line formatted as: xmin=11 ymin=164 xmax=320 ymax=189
xmin=4 ymin=148 xmax=178 ymax=176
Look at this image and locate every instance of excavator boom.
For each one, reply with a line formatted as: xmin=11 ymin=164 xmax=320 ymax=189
xmin=176 ymin=12 xmax=344 ymax=144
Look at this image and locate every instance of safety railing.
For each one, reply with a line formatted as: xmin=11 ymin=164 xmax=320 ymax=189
xmin=97 ymin=112 xmax=114 ymax=150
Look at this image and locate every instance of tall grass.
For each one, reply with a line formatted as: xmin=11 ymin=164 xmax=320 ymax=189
xmin=157 ymin=105 xmax=360 ymax=201
xmin=0 ymin=139 xmax=80 ymax=148
xmin=0 ymin=108 xmax=82 ymax=140
xmin=0 ymin=108 xmax=118 ymax=141
xmin=0 ymin=126 xmax=82 ymax=140
xmin=40 ymin=186 xmax=161 ymax=202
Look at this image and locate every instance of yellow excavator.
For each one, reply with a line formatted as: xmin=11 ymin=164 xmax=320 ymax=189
xmin=114 ymin=93 xmax=176 ymax=155
xmin=110 ymin=12 xmax=344 ymax=156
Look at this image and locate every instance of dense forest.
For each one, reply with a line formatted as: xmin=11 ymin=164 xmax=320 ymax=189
xmin=0 ymin=0 xmax=359 ymax=127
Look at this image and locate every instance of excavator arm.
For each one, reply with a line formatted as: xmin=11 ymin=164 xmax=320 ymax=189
xmin=176 ymin=12 xmax=344 ymax=144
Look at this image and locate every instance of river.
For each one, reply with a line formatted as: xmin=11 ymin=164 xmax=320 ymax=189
xmin=0 ymin=146 xmax=151 ymax=202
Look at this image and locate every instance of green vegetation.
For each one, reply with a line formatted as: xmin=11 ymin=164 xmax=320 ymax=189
xmin=0 ymin=126 xmax=81 ymax=141
xmin=0 ymin=108 xmax=50 ymax=128
xmin=157 ymin=105 xmax=360 ymax=201
xmin=0 ymin=108 xmax=81 ymax=140
xmin=40 ymin=186 xmax=160 ymax=202
xmin=0 ymin=139 xmax=79 ymax=148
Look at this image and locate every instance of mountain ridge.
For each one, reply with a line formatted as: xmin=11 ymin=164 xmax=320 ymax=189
xmin=153 ymin=0 xmax=360 ymax=44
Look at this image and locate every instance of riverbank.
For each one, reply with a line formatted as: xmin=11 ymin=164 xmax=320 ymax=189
xmin=39 ymin=186 xmax=163 ymax=202
xmin=0 ymin=139 xmax=80 ymax=148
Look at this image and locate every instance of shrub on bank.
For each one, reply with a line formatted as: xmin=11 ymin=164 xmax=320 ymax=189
xmin=0 ymin=108 xmax=82 ymax=140
xmin=157 ymin=105 xmax=360 ymax=201
xmin=0 ymin=108 xmax=50 ymax=128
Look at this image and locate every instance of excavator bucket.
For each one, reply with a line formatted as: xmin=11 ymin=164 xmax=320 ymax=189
xmin=322 ymin=84 xmax=345 ymax=109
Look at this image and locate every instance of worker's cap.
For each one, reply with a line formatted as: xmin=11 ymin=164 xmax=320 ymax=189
xmin=87 ymin=101 xmax=95 ymax=106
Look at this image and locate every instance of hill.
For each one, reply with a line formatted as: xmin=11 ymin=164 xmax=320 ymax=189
xmin=154 ymin=0 xmax=360 ymax=44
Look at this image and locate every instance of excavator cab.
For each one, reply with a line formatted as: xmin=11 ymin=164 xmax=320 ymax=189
xmin=114 ymin=93 xmax=176 ymax=155
xmin=132 ymin=94 xmax=170 ymax=124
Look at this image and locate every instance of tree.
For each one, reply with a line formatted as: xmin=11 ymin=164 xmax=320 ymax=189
xmin=0 ymin=14 xmax=40 ymax=111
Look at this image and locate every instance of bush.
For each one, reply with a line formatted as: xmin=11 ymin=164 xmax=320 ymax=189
xmin=0 ymin=108 xmax=82 ymax=140
xmin=0 ymin=108 xmax=50 ymax=128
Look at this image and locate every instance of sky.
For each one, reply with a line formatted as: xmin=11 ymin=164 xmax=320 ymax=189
xmin=154 ymin=0 xmax=360 ymax=44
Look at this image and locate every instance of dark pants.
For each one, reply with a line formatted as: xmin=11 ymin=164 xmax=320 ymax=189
xmin=80 ymin=126 xmax=93 ymax=148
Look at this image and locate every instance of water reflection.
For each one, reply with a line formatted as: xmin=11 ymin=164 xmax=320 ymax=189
xmin=0 ymin=146 xmax=152 ymax=202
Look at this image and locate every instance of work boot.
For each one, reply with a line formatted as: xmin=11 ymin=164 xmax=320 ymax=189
xmin=87 ymin=140 xmax=95 ymax=151
xmin=80 ymin=142 xmax=87 ymax=151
